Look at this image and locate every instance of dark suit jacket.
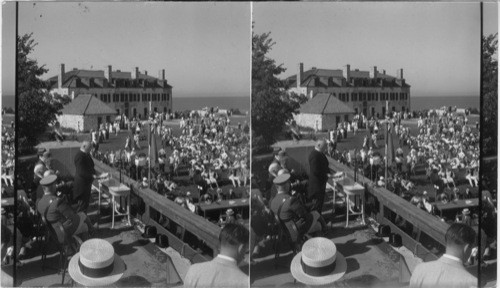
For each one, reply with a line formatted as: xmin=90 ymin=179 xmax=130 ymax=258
xmin=73 ymin=150 xmax=95 ymax=199
xmin=308 ymin=149 xmax=329 ymax=198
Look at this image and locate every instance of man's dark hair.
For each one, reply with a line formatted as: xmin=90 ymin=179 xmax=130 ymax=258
xmin=445 ymin=223 xmax=476 ymax=246
xmin=219 ymin=223 xmax=249 ymax=247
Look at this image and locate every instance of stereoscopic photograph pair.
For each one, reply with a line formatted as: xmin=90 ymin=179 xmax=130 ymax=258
xmin=0 ymin=2 xmax=497 ymax=288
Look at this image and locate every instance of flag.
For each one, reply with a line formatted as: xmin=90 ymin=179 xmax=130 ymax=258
xmin=386 ymin=123 xmax=395 ymax=166
xmin=148 ymin=122 xmax=158 ymax=167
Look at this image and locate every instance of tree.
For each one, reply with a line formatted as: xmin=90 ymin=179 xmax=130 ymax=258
xmin=482 ymin=33 xmax=498 ymax=156
xmin=18 ymin=33 xmax=65 ymax=154
xmin=252 ymin=31 xmax=307 ymax=150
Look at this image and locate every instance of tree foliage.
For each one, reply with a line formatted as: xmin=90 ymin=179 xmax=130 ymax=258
xmin=482 ymin=33 xmax=498 ymax=156
xmin=252 ymin=31 xmax=307 ymax=150
xmin=18 ymin=33 xmax=66 ymax=154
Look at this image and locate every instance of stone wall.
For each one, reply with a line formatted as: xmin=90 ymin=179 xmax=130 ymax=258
xmin=58 ymin=114 xmax=84 ymax=132
xmin=294 ymin=113 xmax=323 ymax=131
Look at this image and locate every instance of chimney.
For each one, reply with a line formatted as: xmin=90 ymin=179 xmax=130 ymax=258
xmin=58 ymin=64 xmax=65 ymax=88
xmin=132 ymin=67 xmax=139 ymax=79
xmin=370 ymin=66 xmax=378 ymax=79
xmin=297 ymin=63 xmax=304 ymax=88
xmin=383 ymin=70 xmax=386 ymax=75
xmin=397 ymin=68 xmax=404 ymax=79
xmin=104 ymin=65 xmax=112 ymax=82
xmin=144 ymin=70 xmax=148 ymax=76
xmin=343 ymin=64 xmax=351 ymax=83
xmin=158 ymin=69 xmax=165 ymax=80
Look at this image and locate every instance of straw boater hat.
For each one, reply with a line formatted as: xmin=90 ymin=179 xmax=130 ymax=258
xmin=68 ymin=239 xmax=125 ymax=287
xmin=291 ymin=237 xmax=347 ymax=286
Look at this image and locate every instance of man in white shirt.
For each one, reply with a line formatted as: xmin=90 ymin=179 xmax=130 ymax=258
xmin=183 ymin=223 xmax=249 ymax=287
xmin=409 ymin=223 xmax=477 ymax=288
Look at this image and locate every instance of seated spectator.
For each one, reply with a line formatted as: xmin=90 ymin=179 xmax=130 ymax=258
xmin=270 ymin=174 xmax=325 ymax=245
xmin=465 ymin=168 xmax=478 ymax=187
xmin=36 ymin=175 xmax=93 ymax=244
xmin=140 ymin=177 xmax=149 ymax=189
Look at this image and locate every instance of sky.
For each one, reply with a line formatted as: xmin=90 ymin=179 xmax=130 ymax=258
xmin=1 ymin=3 xmax=497 ymax=101
xmin=2 ymin=2 xmax=250 ymax=98
xmin=254 ymin=2 xmax=498 ymax=98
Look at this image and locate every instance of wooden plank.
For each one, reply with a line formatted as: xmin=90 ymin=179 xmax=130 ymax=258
xmin=327 ymin=157 xmax=449 ymax=246
xmin=93 ymin=160 xmax=221 ymax=253
xmin=379 ymin=217 xmax=439 ymax=262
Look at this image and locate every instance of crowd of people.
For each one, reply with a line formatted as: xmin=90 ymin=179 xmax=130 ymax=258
xmin=324 ymin=110 xmax=481 ymax=219
xmin=1 ymin=122 xmax=16 ymax=266
xmin=91 ymin=109 xmax=250 ymax=226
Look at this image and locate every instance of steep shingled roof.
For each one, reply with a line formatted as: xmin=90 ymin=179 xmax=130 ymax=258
xmin=45 ymin=69 xmax=173 ymax=90
xmin=286 ymin=67 xmax=410 ymax=88
xmin=61 ymin=94 xmax=117 ymax=116
xmin=299 ymin=93 xmax=355 ymax=115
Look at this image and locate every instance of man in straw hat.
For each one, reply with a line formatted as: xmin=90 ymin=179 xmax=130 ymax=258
xmin=184 ymin=223 xmax=249 ymax=287
xmin=270 ymin=173 xmax=326 ymax=246
xmin=37 ymin=174 xmax=94 ymax=243
xmin=410 ymin=223 xmax=477 ymax=288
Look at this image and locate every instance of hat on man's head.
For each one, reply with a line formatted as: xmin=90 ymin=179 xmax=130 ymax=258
xmin=42 ymin=151 xmax=51 ymax=159
xmin=37 ymin=148 xmax=47 ymax=156
xmin=273 ymin=173 xmax=290 ymax=185
xmin=40 ymin=174 xmax=57 ymax=186
xmin=290 ymin=237 xmax=347 ymax=286
xmin=226 ymin=209 xmax=234 ymax=216
xmin=68 ymin=239 xmax=125 ymax=287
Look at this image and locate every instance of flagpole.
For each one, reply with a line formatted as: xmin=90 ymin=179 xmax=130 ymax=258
xmin=149 ymin=100 xmax=152 ymax=184
xmin=385 ymin=101 xmax=388 ymax=189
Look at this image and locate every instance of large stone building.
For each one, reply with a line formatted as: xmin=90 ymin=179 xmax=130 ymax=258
xmin=47 ymin=64 xmax=173 ymax=119
xmin=286 ymin=63 xmax=411 ymax=118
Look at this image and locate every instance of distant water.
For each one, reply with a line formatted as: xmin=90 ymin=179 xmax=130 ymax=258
xmin=3 ymin=95 xmax=479 ymax=112
xmin=2 ymin=96 xmax=15 ymax=110
xmin=173 ymin=96 xmax=249 ymax=113
xmin=2 ymin=95 xmax=251 ymax=113
xmin=411 ymin=96 xmax=479 ymax=111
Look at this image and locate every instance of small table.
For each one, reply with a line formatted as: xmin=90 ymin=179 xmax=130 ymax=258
xmin=197 ymin=198 xmax=249 ymax=219
xmin=99 ymin=179 xmax=131 ymax=229
xmin=335 ymin=178 xmax=365 ymax=227
xmin=432 ymin=198 xmax=479 ymax=217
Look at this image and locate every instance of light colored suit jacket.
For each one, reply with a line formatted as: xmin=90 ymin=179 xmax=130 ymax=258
xmin=183 ymin=256 xmax=249 ymax=288
xmin=409 ymin=256 xmax=477 ymax=288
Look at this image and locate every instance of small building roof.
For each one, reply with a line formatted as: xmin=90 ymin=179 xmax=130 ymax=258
xmin=61 ymin=94 xmax=117 ymax=116
xmin=299 ymin=93 xmax=355 ymax=115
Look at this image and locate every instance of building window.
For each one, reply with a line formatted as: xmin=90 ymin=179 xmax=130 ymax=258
xmin=345 ymin=93 xmax=349 ymax=102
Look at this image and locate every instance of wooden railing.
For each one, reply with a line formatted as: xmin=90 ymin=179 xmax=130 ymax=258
xmin=93 ymin=160 xmax=221 ymax=263
xmin=327 ymin=157 xmax=449 ymax=262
